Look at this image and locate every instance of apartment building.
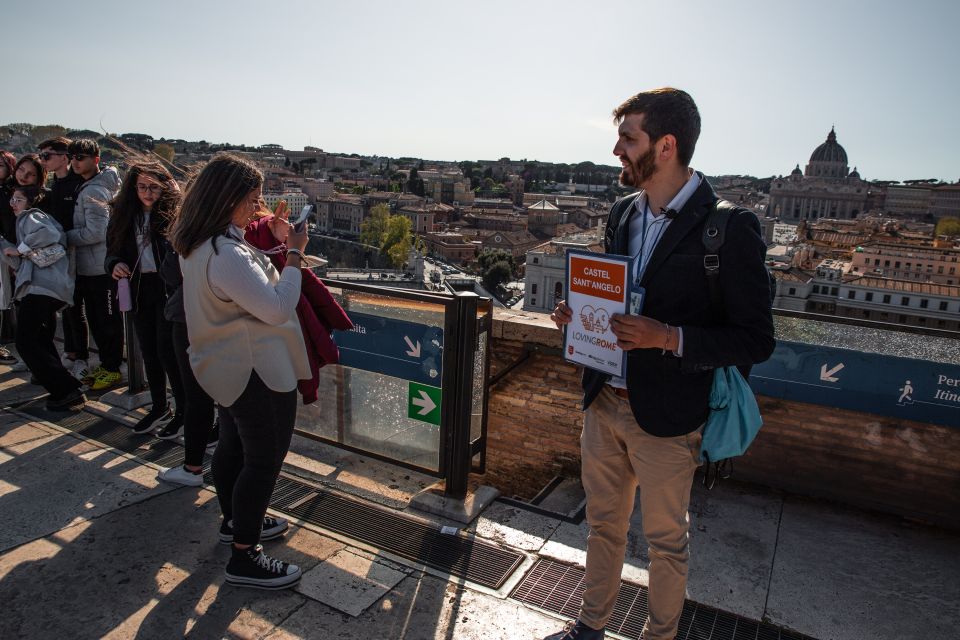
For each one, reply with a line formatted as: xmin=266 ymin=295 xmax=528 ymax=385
xmin=523 ymin=230 xmax=604 ymax=313
xmin=850 ymin=242 xmax=960 ymax=286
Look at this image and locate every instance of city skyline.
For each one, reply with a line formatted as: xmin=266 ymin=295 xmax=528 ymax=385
xmin=2 ymin=0 xmax=957 ymax=181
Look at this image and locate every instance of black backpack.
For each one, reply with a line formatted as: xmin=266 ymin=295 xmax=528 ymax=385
xmin=702 ymin=200 xmax=776 ymax=380
xmin=603 ymin=196 xmax=775 ymax=315
xmin=702 ymin=200 xmax=776 ymax=312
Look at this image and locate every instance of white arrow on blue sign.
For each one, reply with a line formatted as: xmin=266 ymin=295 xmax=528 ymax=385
xmin=334 ymin=311 xmax=443 ymax=386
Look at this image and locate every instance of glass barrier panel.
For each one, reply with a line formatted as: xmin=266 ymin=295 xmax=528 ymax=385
xmin=296 ymin=284 xmax=450 ymax=473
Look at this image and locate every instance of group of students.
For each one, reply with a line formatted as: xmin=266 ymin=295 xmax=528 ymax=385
xmin=0 ymin=140 xmax=123 ymax=404
xmin=1 ymin=143 xmax=352 ymax=590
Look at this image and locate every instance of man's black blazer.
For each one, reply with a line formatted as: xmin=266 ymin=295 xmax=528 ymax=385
xmin=581 ymin=175 xmax=775 ymax=437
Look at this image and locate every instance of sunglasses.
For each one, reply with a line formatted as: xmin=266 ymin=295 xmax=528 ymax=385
xmin=70 ymin=154 xmax=92 ymax=161
xmin=136 ymin=184 xmax=163 ymax=195
xmin=38 ymin=151 xmax=66 ymax=160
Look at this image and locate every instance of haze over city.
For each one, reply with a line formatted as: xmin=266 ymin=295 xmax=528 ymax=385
xmin=2 ymin=0 xmax=957 ymax=180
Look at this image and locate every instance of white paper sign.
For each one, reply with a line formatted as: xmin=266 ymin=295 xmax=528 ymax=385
xmin=562 ymin=250 xmax=631 ymax=377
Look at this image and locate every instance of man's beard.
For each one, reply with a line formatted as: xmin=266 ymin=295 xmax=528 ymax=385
xmin=619 ymin=146 xmax=657 ymax=188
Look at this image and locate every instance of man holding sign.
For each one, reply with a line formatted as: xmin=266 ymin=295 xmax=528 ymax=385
xmin=547 ymin=89 xmax=774 ymax=640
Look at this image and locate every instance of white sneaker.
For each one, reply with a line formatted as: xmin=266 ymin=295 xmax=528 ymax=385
xmin=71 ymin=359 xmax=89 ymax=381
xmin=157 ymin=465 xmax=204 ymax=487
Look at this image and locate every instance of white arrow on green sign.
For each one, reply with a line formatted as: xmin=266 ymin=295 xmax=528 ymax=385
xmin=408 ymin=382 xmax=442 ymax=425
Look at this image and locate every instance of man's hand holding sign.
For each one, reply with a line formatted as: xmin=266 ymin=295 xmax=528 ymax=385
xmin=559 ymin=252 xmax=636 ymax=376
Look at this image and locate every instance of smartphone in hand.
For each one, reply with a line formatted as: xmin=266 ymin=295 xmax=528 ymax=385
xmin=290 ymin=205 xmax=312 ymax=232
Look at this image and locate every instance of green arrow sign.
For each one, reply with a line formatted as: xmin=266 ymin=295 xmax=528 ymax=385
xmin=408 ymin=382 xmax=442 ymax=425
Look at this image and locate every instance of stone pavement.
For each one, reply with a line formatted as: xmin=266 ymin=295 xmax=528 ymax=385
xmin=0 ymin=368 xmax=958 ymax=639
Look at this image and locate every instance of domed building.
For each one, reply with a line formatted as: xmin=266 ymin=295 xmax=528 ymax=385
xmin=769 ymin=128 xmax=871 ymax=221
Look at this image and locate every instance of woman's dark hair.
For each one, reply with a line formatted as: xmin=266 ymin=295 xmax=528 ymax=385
xmin=0 ymin=151 xmax=15 ymax=183
xmin=169 ymin=153 xmax=263 ymax=256
xmin=14 ymin=154 xmax=47 ymax=187
xmin=13 ymin=184 xmax=42 ymax=208
xmin=107 ymin=161 xmax=179 ymax=257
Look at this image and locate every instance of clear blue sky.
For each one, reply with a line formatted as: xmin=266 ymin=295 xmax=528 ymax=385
xmin=2 ymin=0 xmax=957 ymax=181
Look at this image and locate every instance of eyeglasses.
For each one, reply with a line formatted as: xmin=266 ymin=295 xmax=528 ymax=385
xmin=9 ymin=196 xmax=27 ymax=204
xmin=38 ymin=151 xmax=66 ymax=160
xmin=70 ymin=154 xmax=92 ymax=161
xmin=136 ymin=184 xmax=163 ymax=195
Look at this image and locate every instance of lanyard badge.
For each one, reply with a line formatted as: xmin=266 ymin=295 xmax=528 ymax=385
xmin=629 ymin=285 xmax=646 ymax=315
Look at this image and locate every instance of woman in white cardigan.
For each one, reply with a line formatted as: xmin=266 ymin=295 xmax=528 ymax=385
xmin=169 ymin=153 xmax=310 ymax=591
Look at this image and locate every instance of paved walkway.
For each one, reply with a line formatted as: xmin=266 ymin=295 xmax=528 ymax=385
xmin=0 ymin=368 xmax=957 ymax=639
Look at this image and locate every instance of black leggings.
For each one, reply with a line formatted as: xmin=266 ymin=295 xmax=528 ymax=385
xmin=171 ymin=321 xmax=216 ymax=467
xmin=16 ymin=295 xmax=81 ymax=398
xmin=131 ymin=274 xmax=184 ymax=413
xmin=212 ymin=372 xmax=297 ymax=546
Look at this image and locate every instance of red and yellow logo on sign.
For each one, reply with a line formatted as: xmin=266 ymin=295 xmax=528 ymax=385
xmin=569 ymin=257 xmax=626 ymax=302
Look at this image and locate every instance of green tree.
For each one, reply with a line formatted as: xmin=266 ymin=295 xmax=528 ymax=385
xmin=406 ymin=168 xmax=425 ymax=196
xmin=383 ymin=215 xmax=413 ymax=268
xmin=478 ymin=248 xmax=515 ymax=272
xmin=935 ymin=217 xmax=960 ymax=237
xmin=482 ymin=261 xmax=513 ymax=294
xmin=478 ymin=248 xmax=515 ymax=294
xmin=360 ymin=203 xmax=390 ymax=246
xmin=32 ymin=124 xmax=68 ymax=143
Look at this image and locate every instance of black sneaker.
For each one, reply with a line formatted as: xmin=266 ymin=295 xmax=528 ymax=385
xmin=224 ymin=544 xmax=301 ymax=590
xmin=132 ymin=406 xmax=173 ymax=435
xmin=219 ymin=515 xmax=289 ymax=545
xmin=156 ymin=413 xmax=184 ymax=440
xmin=45 ymin=388 xmax=87 ymax=412
xmin=543 ymin=620 xmax=606 ymax=640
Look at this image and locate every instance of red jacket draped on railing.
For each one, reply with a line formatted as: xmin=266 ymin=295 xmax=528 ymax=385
xmin=245 ymin=217 xmax=353 ymax=404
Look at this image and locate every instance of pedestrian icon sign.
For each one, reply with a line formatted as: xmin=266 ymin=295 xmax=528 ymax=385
xmin=898 ymin=380 xmax=914 ymax=405
xmin=408 ymin=382 xmax=442 ymax=425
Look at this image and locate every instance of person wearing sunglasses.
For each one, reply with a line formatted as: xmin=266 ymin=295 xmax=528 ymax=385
xmin=104 ymin=162 xmax=185 ymax=436
xmin=66 ymin=138 xmax=124 ymax=391
xmin=0 ymin=184 xmax=84 ymax=411
xmin=38 ymin=138 xmax=83 ymax=232
xmin=37 ymin=137 xmax=87 ymax=378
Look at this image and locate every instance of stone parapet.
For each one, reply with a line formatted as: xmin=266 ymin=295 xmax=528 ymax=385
xmin=482 ymin=308 xmax=960 ymax=529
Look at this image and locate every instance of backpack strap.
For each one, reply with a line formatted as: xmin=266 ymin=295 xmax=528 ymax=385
xmin=604 ymin=192 xmax=642 ymax=253
xmin=702 ymin=200 xmax=736 ymax=309
xmin=700 ymin=200 xmax=764 ymax=489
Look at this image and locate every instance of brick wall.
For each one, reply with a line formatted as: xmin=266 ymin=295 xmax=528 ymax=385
xmin=480 ymin=310 xmax=960 ymax=529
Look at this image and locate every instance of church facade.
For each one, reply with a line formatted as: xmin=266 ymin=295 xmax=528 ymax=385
xmin=769 ymin=128 xmax=871 ymax=221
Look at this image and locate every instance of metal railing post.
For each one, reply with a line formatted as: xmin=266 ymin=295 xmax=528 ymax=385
xmin=444 ymin=292 xmax=479 ymax=499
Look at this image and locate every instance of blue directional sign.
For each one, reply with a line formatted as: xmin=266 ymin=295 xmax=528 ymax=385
xmin=333 ymin=311 xmax=443 ymax=386
xmin=750 ymin=341 xmax=960 ymax=429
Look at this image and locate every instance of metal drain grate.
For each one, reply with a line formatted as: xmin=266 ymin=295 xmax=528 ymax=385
xmin=270 ymin=477 xmax=525 ymax=589
xmin=512 ymin=559 xmax=815 ymax=640
xmin=16 ymin=402 xmax=524 ymax=590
